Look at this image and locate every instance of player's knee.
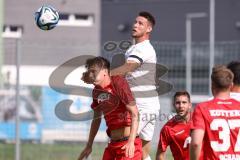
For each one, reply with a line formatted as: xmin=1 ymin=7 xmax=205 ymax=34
xmin=142 ymin=148 xmax=151 ymax=160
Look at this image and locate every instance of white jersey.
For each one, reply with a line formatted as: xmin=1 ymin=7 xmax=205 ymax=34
xmin=230 ymin=92 xmax=240 ymax=101
xmin=125 ymin=40 xmax=160 ymax=111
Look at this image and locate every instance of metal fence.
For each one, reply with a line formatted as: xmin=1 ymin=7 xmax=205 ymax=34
xmin=103 ymin=40 xmax=240 ymax=95
xmin=153 ymin=41 xmax=240 ymax=95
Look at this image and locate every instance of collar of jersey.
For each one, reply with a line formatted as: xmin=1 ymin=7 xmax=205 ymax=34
xmin=134 ymin=39 xmax=149 ymax=47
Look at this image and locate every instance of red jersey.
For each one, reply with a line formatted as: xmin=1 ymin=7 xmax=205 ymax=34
xmin=192 ymin=98 xmax=240 ymax=160
xmin=91 ymin=75 xmax=135 ymax=136
xmin=158 ymin=116 xmax=192 ymax=160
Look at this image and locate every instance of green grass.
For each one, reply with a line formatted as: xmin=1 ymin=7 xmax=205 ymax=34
xmin=0 ymin=142 xmax=173 ymax=160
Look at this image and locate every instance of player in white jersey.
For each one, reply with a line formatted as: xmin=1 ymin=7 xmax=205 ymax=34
xmin=227 ymin=61 xmax=240 ymax=100
xmin=111 ymin=11 xmax=159 ymax=160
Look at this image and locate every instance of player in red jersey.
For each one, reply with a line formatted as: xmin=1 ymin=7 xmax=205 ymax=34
xmin=78 ymin=57 xmax=141 ymax=160
xmin=190 ymin=65 xmax=240 ymax=160
xmin=156 ymin=91 xmax=192 ymax=160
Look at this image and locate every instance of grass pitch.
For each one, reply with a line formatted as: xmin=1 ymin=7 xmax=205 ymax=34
xmin=0 ymin=142 xmax=173 ymax=160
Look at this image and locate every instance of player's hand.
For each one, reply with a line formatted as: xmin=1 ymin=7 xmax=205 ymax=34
xmin=78 ymin=146 xmax=92 ymax=160
xmin=121 ymin=141 xmax=135 ymax=158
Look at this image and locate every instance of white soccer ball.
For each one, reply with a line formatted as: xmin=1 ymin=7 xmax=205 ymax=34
xmin=35 ymin=5 xmax=59 ymax=30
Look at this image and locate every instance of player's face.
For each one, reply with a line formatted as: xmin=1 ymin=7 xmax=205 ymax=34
xmin=174 ymin=95 xmax=191 ymax=119
xmin=92 ymin=68 xmax=108 ymax=86
xmin=132 ymin=16 xmax=152 ymax=38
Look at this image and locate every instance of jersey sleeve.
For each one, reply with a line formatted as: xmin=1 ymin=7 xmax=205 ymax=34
xmin=113 ymin=76 xmax=135 ymax=105
xmin=127 ymin=47 xmax=151 ymax=64
xmin=127 ymin=48 xmax=144 ymax=64
xmin=191 ymin=104 xmax=205 ymax=130
xmin=90 ymin=88 xmax=99 ymax=110
xmin=90 ymin=99 xmax=98 ymax=110
xmin=158 ymin=125 xmax=171 ymax=152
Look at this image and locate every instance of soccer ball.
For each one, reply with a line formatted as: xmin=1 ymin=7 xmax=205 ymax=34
xmin=35 ymin=5 xmax=59 ymax=30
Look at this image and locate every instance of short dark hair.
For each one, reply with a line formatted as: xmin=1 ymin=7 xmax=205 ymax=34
xmin=85 ymin=56 xmax=110 ymax=71
xmin=82 ymin=56 xmax=110 ymax=84
xmin=211 ymin=65 xmax=234 ymax=90
xmin=139 ymin=11 xmax=155 ymax=27
xmin=173 ymin=91 xmax=191 ymax=103
xmin=227 ymin=61 xmax=240 ymax=85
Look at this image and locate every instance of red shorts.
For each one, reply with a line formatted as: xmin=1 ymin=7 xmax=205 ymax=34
xmin=102 ymin=137 xmax=142 ymax=160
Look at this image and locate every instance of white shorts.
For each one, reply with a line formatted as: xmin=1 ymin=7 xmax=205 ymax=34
xmin=137 ymin=109 xmax=159 ymax=141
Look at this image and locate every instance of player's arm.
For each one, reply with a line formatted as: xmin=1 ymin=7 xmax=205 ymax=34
xmin=190 ymin=104 xmax=205 ymax=160
xmin=86 ymin=110 xmax=102 ymax=147
xmin=110 ymin=60 xmax=140 ymax=76
xmin=156 ymin=126 xmax=169 ymax=160
xmin=115 ymin=76 xmax=139 ymax=158
xmin=121 ymin=102 xmax=139 ymax=158
xmin=118 ymin=76 xmax=139 ymax=143
xmin=190 ymin=129 xmax=204 ymax=160
xmin=78 ymin=110 xmax=102 ymax=160
xmin=126 ymin=102 xmax=139 ymax=143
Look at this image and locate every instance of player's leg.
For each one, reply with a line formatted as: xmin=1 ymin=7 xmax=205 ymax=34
xmin=142 ymin=140 xmax=151 ymax=160
xmin=138 ymin=110 xmax=158 ymax=160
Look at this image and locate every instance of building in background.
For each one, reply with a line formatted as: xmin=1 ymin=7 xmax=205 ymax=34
xmin=0 ymin=0 xmax=104 ymax=142
xmin=4 ymin=0 xmax=100 ymax=66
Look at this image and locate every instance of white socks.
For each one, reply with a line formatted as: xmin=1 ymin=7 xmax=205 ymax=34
xmin=144 ymin=155 xmax=151 ymax=160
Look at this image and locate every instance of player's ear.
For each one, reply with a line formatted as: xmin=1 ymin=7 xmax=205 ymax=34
xmin=146 ymin=25 xmax=152 ymax=33
xmin=211 ymin=82 xmax=216 ymax=95
xmin=189 ymin=103 xmax=192 ymax=109
xmin=230 ymin=82 xmax=234 ymax=90
xmin=104 ymin=68 xmax=109 ymax=76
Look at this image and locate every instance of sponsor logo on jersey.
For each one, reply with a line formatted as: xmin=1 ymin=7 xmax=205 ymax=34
xmin=97 ymin=93 xmax=110 ymax=103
